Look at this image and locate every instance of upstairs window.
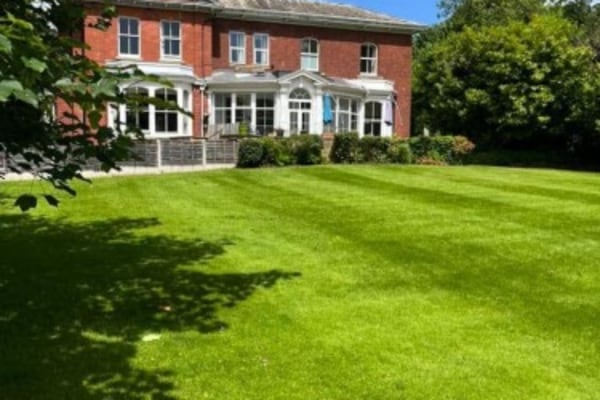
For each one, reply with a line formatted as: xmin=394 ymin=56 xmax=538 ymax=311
xmin=360 ymin=43 xmax=377 ymax=75
xmin=230 ymin=31 xmax=246 ymax=65
xmin=300 ymin=38 xmax=319 ymax=71
xmin=119 ymin=17 xmax=140 ymax=56
xmin=254 ymin=33 xmax=269 ymax=66
xmin=161 ymin=20 xmax=181 ymax=59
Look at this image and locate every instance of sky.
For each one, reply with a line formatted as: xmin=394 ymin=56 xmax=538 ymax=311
xmin=341 ymin=0 xmax=441 ymax=25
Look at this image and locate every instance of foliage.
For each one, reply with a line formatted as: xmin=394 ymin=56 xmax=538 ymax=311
xmin=329 ymin=133 xmax=360 ymax=163
xmin=387 ymin=139 xmax=413 ymax=164
xmin=286 ymin=134 xmax=323 ymax=165
xmin=0 ymin=0 xmax=178 ymax=210
xmin=237 ymin=135 xmax=323 ymax=168
xmin=414 ymin=15 xmax=600 ymax=154
xmin=555 ymin=0 xmax=600 ymax=60
xmin=237 ymin=139 xmax=265 ymax=168
xmin=465 ymin=148 xmax=578 ymax=168
xmin=261 ymin=137 xmax=291 ymax=166
xmin=408 ymin=135 xmax=475 ymax=165
xmin=358 ymin=136 xmax=390 ymax=163
xmin=437 ymin=0 xmax=546 ymax=30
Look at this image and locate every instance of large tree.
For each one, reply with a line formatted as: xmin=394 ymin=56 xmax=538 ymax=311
xmin=414 ymin=15 xmax=600 ymax=150
xmin=0 ymin=1 xmax=172 ymax=210
xmin=412 ymin=0 xmax=600 ymax=161
xmin=438 ymin=0 xmax=546 ymax=30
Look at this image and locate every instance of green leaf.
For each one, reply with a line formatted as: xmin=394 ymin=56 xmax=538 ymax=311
xmin=43 ymin=194 xmax=60 ymax=207
xmin=13 ymin=88 xmax=39 ymax=107
xmin=21 ymin=57 xmax=47 ymax=73
xmin=0 ymin=80 xmax=23 ymax=102
xmin=14 ymin=194 xmax=38 ymax=212
xmin=0 ymin=33 xmax=12 ymax=54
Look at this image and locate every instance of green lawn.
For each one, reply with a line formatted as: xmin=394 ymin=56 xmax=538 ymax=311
xmin=1 ymin=165 xmax=599 ymax=399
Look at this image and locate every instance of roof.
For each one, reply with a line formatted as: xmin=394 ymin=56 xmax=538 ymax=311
xmin=89 ymin=0 xmax=425 ymax=34
xmin=206 ymin=68 xmax=394 ymax=96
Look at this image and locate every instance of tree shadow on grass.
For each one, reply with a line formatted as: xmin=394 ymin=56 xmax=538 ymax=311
xmin=0 ymin=214 xmax=300 ymax=400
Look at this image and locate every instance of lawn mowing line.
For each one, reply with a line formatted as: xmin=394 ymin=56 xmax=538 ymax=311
xmin=293 ymin=167 xmax=600 ymax=242
xmin=382 ymin=166 xmax=600 ymax=205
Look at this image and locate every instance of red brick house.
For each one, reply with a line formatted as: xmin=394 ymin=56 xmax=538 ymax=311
xmin=83 ymin=0 xmax=423 ymax=139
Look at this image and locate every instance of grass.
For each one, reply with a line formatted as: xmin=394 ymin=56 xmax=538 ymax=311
xmin=1 ymin=165 xmax=599 ymax=399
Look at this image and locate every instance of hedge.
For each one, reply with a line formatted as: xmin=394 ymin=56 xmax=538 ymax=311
xmin=237 ymin=135 xmax=322 ymax=168
xmin=238 ymin=134 xmax=475 ymax=168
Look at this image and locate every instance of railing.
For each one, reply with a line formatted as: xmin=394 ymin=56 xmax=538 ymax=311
xmin=109 ymin=138 xmax=239 ymax=168
xmin=1 ymin=139 xmax=239 ymax=176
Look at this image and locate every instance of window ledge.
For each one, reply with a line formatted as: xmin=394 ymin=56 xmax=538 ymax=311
xmin=116 ymin=55 xmax=142 ymax=61
xmin=160 ymin=57 xmax=183 ymax=63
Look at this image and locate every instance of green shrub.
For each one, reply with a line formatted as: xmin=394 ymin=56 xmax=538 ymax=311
xmin=450 ymin=136 xmax=476 ymax=164
xmin=359 ymin=136 xmax=391 ymax=163
xmin=237 ymin=139 xmax=264 ymax=168
xmin=286 ymin=135 xmax=323 ymax=165
xmin=387 ymin=139 xmax=412 ymax=164
xmin=330 ymin=133 xmax=360 ymax=163
xmin=409 ymin=135 xmax=474 ymax=165
xmin=262 ymin=137 xmax=292 ymax=166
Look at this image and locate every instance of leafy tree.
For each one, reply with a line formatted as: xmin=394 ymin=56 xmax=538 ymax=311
xmin=437 ymin=0 xmax=546 ymax=30
xmin=414 ymin=15 xmax=600 ymax=152
xmin=0 ymin=1 xmax=173 ymax=210
xmin=555 ymin=0 xmax=600 ymax=60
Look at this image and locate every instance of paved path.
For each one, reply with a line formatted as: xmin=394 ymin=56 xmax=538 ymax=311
xmin=1 ymin=164 xmax=236 ymax=182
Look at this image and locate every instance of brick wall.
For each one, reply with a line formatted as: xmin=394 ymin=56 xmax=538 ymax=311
xmin=83 ymin=6 xmax=213 ymax=78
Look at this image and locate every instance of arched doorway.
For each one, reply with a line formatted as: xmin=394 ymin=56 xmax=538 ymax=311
xmin=289 ymin=88 xmax=311 ymax=134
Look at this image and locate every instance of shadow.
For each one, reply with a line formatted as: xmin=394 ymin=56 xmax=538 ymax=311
xmin=0 ymin=215 xmax=299 ymax=399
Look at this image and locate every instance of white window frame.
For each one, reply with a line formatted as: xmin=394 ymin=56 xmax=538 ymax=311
xmin=336 ymin=97 xmax=359 ymax=133
xmin=212 ymin=92 xmax=276 ymax=135
xmin=125 ymin=87 xmax=150 ymax=132
xmin=229 ymin=31 xmax=246 ymax=65
xmin=154 ymin=88 xmax=180 ymax=134
xmin=300 ymin=38 xmax=319 ymax=71
xmin=364 ymin=101 xmax=383 ymax=137
xmin=255 ymin=93 xmax=275 ymax=135
xmin=360 ymin=43 xmax=378 ymax=76
xmin=114 ymin=84 xmax=193 ymax=138
xmin=161 ymin=20 xmax=181 ymax=60
xmin=253 ymin=33 xmax=269 ymax=66
xmin=118 ymin=17 xmax=141 ymax=58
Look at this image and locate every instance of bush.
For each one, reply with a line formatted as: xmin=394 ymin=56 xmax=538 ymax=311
xmin=262 ymin=137 xmax=292 ymax=166
xmin=237 ymin=136 xmax=323 ymax=168
xmin=387 ymin=139 xmax=412 ymax=164
xmin=286 ymin=135 xmax=323 ymax=165
xmin=359 ymin=136 xmax=391 ymax=163
xmin=409 ymin=135 xmax=474 ymax=165
xmin=330 ymin=133 xmax=360 ymax=163
xmin=237 ymin=139 xmax=264 ymax=168
xmin=451 ymin=136 xmax=476 ymax=164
